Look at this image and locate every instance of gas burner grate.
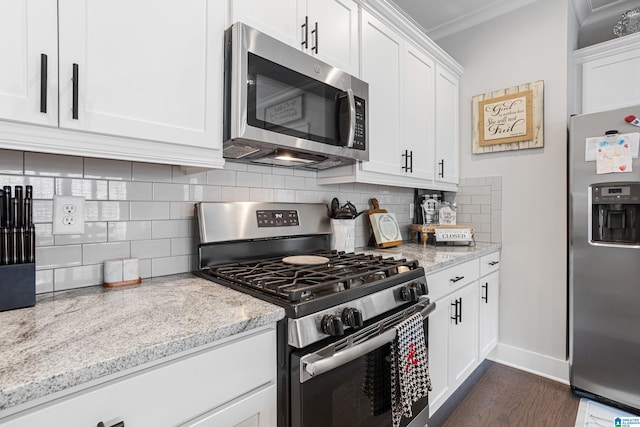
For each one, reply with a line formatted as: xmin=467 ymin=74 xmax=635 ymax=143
xmin=202 ymin=251 xmax=419 ymax=302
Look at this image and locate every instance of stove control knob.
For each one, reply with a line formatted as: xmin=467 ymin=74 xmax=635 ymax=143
xmin=401 ymin=282 xmax=427 ymax=302
xmin=342 ymin=307 xmax=364 ymax=329
xmin=321 ymin=314 xmax=345 ymax=336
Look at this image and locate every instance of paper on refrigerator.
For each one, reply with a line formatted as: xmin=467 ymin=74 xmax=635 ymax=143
xmin=585 ymin=132 xmax=639 ymax=161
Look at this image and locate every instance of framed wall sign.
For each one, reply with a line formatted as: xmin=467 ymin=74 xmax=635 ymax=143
xmin=472 ymin=80 xmax=544 ymax=153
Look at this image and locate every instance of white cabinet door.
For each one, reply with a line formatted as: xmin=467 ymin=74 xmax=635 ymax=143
xmin=230 ymin=0 xmax=303 ymax=49
xmin=183 ymin=384 xmax=276 ymax=427
xmin=448 ymin=283 xmax=478 ymax=389
xmin=58 ymin=0 xmax=224 ymax=149
xmin=582 ymin=49 xmax=640 ymax=113
xmin=0 ymin=0 xmax=58 ymax=126
xmin=427 ymin=297 xmax=451 ymax=417
xmin=230 ymin=0 xmax=358 ymax=74
xmin=402 ymin=43 xmax=435 ymax=182
xmin=435 ymin=64 xmax=459 ymax=185
xmin=479 ymin=271 xmax=499 ymax=360
xmin=360 ymin=11 xmax=403 ymax=176
xmin=306 ymin=0 xmax=359 ymax=74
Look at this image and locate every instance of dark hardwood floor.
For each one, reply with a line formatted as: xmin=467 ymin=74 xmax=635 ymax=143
xmin=432 ymin=361 xmax=579 ymax=427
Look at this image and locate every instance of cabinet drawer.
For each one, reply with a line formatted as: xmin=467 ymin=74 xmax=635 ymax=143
xmin=2 ymin=327 xmax=276 ymax=427
xmin=479 ymin=251 xmax=501 ymax=277
xmin=427 ymin=258 xmax=480 ymax=301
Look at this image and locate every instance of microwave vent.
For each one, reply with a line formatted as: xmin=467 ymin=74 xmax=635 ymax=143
xmin=223 ymin=144 xmax=262 ymax=159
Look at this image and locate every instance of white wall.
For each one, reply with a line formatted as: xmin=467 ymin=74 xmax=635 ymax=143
xmin=438 ymin=0 xmax=575 ymax=381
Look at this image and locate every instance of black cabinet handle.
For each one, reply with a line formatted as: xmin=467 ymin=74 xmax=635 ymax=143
xmin=450 ymin=275 xmax=464 ymax=283
xmin=482 ymin=282 xmax=488 ymax=303
xmin=311 ymin=21 xmax=318 ymax=53
xmin=97 ymin=420 xmax=124 ymax=427
xmin=401 ymin=150 xmax=408 ymax=172
xmin=40 ymin=54 xmax=48 ymax=113
xmin=488 ymin=261 xmax=499 ymax=266
xmin=408 ymin=150 xmax=413 ymax=173
xmin=458 ymin=298 xmax=462 ymax=323
xmin=72 ymin=63 xmax=79 ymax=120
xmin=438 ymin=159 xmax=444 ymax=178
xmin=450 ymin=300 xmax=458 ymax=324
xmin=301 ymin=16 xmax=309 ymax=49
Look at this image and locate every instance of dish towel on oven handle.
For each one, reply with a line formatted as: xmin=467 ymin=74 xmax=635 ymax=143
xmin=391 ymin=312 xmax=432 ymax=427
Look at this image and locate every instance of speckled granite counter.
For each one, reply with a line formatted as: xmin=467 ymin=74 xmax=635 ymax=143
xmin=0 ymin=274 xmax=284 ymax=413
xmin=362 ymin=241 xmax=501 ymax=272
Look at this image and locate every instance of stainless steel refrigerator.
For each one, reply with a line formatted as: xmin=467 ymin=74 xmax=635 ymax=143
xmin=569 ymin=105 xmax=640 ymax=412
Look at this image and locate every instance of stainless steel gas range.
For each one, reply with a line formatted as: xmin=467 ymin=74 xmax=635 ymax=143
xmin=195 ymin=202 xmax=434 ymax=427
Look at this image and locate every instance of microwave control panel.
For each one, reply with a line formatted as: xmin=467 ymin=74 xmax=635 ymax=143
xmin=353 ymin=97 xmax=366 ymax=151
xmin=256 ymin=210 xmax=299 ymax=227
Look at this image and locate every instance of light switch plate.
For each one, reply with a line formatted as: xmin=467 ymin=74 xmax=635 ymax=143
xmin=53 ymin=195 xmax=85 ymax=235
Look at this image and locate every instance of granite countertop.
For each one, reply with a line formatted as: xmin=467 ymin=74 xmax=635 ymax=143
xmin=0 ymin=274 xmax=285 ymax=414
xmin=362 ymin=241 xmax=501 ymax=273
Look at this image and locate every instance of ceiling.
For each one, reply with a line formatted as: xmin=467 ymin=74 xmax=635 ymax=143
xmin=389 ymin=0 xmax=640 ymax=40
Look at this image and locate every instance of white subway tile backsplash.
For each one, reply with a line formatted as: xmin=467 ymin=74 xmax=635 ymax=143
xmin=170 ymin=202 xmax=195 ymax=219
xmin=221 ymin=186 xmax=250 ymax=201
xmin=132 ymin=162 xmax=172 ymax=182
xmin=172 ymin=166 xmax=208 ymax=184
xmin=83 ymin=241 xmax=131 ymax=265
xmin=130 ymin=201 xmax=170 ymax=220
xmin=151 ymin=255 xmax=190 ymax=276
xmin=36 ymin=269 xmax=54 ymax=294
xmin=84 ymin=158 xmax=132 ymax=180
xmin=24 ymin=153 xmax=83 ymax=177
xmin=85 ymin=201 xmax=131 ymax=221
xmin=262 ymin=174 xmax=285 ymax=189
xmin=223 ymin=161 xmax=248 ymax=172
xmin=207 ymin=169 xmax=237 ymax=186
xmin=55 ymin=178 xmax=108 ymax=200
xmin=0 ymin=150 xmax=23 ymax=174
xmin=108 ymin=221 xmax=152 ymax=241
xmin=33 ymin=200 xmax=53 ymax=223
xmin=36 ymin=245 xmax=82 ymax=269
xmin=471 ymin=195 xmax=491 ymax=205
xmin=171 ymin=237 xmax=194 ymax=256
xmin=285 ymin=176 xmax=306 ymax=190
xmin=139 ymin=258 xmax=152 ymax=279
xmin=153 ymin=183 xmax=190 ymax=201
xmin=190 ymin=185 xmax=221 ymax=202
xmin=151 ymin=220 xmax=194 ymax=239
xmin=471 ymin=213 xmax=491 ymax=224
xmin=35 ymin=223 xmax=54 ymax=247
xmin=131 ymin=239 xmax=171 ymax=259
xmin=247 ymin=164 xmax=273 ymax=174
xmin=271 ymin=167 xmax=294 ymax=176
xmin=250 ymin=188 xmax=274 ymax=202
xmin=54 ymin=264 xmax=103 ymax=291
xmin=55 ymin=222 xmax=108 ymax=245
xmin=236 ymin=171 xmax=263 ymax=187
xmin=109 ymin=181 xmax=153 ymax=201
xmin=273 ymin=189 xmax=296 ymax=202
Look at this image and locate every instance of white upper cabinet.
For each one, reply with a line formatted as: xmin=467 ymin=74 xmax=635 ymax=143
xmin=0 ymin=0 xmax=225 ymax=168
xmin=403 ymin=43 xmax=436 ymax=182
xmin=230 ymin=0 xmax=359 ymax=74
xmin=317 ymin=5 xmax=461 ymax=191
xmin=359 ymin=10 xmax=403 ymax=176
xmin=435 ymin=64 xmax=460 ymax=185
xmin=58 ymin=0 xmax=223 ymax=149
xmin=574 ymin=33 xmax=640 ymax=114
xmin=0 ymin=0 xmax=58 ymax=127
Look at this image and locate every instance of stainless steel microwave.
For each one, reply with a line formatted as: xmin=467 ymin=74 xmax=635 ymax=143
xmin=223 ymin=23 xmax=369 ymax=169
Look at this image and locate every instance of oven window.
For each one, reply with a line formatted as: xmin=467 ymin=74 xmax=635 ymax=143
xmin=291 ymin=338 xmax=428 ymax=427
xmin=247 ymin=53 xmax=348 ymax=146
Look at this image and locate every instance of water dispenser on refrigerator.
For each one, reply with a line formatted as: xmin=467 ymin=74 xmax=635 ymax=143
xmin=589 ymin=182 xmax=640 ymax=246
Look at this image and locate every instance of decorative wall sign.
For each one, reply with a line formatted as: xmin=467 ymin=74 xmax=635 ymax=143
xmin=472 ymin=80 xmax=544 ymax=153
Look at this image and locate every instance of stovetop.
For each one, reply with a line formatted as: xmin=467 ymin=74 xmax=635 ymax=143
xmin=196 ymin=250 xmax=424 ymax=318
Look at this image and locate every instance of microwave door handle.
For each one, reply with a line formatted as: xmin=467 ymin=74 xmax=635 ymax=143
xmin=346 ymin=88 xmax=356 ymax=147
xmin=301 ymin=300 xmax=436 ymax=382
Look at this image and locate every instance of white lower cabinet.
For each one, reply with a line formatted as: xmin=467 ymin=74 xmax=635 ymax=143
xmin=0 ymin=326 xmax=277 ymax=427
xmin=428 ymin=250 xmax=500 ymax=417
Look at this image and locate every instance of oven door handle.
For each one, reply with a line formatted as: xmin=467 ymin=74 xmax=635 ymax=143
xmin=301 ymin=300 xmax=436 ymax=382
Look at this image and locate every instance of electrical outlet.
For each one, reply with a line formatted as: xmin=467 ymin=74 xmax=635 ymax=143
xmin=53 ymin=195 xmax=85 ymax=235
xmin=409 ymin=203 xmax=414 ymax=219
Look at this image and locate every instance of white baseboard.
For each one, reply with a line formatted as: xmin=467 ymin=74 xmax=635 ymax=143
xmin=489 ymin=343 xmax=570 ymax=384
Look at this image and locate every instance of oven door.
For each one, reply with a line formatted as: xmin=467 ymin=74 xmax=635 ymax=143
xmin=290 ymin=300 xmax=435 ymax=427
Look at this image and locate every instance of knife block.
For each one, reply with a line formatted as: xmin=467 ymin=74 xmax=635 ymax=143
xmin=0 ymin=263 xmax=36 ymax=311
